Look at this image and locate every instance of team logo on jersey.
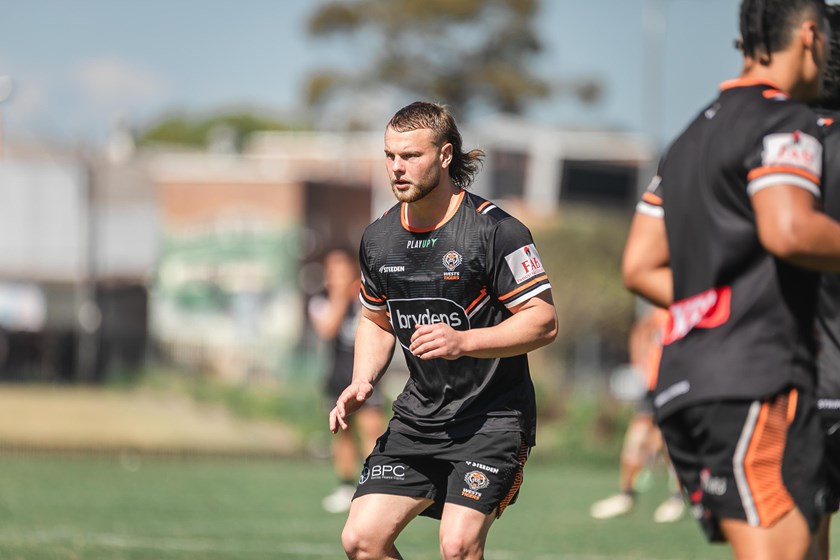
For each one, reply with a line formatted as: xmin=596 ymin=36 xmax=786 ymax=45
xmin=760 ymin=131 xmax=822 ymax=178
xmin=504 ymin=243 xmax=545 ymax=284
xmin=442 ymin=250 xmax=463 ymax=280
xmin=386 ymin=298 xmax=470 ymax=351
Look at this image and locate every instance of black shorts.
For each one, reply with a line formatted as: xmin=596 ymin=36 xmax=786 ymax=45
xmin=819 ymin=404 xmax=840 ymax=513
xmin=658 ymin=388 xmax=825 ymax=542
xmin=354 ymin=429 xmax=529 ymax=520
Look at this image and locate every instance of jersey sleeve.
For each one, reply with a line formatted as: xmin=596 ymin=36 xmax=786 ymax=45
xmin=358 ymin=233 xmax=386 ymax=311
xmin=743 ymin=105 xmax=823 ymax=198
xmin=635 ymin=173 xmax=664 ymax=219
xmin=488 ymin=218 xmax=552 ymax=310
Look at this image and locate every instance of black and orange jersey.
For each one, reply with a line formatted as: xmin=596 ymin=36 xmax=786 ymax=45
xmin=638 ymin=79 xmax=823 ymax=420
xmin=359 ymin=190 xmax=551 ymax=446
xmin=817 ymin=112 xmax=840 ymax=416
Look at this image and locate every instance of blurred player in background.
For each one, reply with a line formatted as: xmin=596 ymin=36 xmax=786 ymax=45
xmin=814 ymin=4 xmax=840 ymax=558
xmin=308 ymin=248 xmax=385 ymax=513
xmin=623 ymin=0 xmax=840 ymax=558
xmin=590 ymin=307 xmax=684 ymax=523
xmin=329 ymin=101 xmax=557 ymax=560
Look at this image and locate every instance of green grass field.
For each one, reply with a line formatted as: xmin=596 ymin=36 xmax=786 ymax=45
xmin=0 ymin=452 xmax=750 ymax=560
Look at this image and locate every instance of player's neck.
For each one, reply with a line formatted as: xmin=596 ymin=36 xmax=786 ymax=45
xmin=405 ymin=181 xmax=462 ymax=230
xmin=739 ymin=50 xmax=805 ymax=99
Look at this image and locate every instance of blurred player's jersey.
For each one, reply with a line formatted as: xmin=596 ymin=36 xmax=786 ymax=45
xmin=817 ymin=112 xmax=840 ymax=416
xmin=637 ymin=79 xmax=822 ymax=420
xmin=359 ymin=190 xmax=551 ymax=445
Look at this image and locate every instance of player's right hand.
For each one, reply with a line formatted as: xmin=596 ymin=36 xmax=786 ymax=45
xmin=329 ymin=381 xmax=374 ymax=433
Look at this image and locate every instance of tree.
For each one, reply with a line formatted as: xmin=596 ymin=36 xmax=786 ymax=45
xmin=137 ymin=111 xmax=294 ymax=150
xmin=305 ymin=0 xmax=599 ymax=118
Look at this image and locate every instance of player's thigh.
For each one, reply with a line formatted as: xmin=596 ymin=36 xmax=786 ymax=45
xmin=344 ymin=493 xmax=432 ymax=545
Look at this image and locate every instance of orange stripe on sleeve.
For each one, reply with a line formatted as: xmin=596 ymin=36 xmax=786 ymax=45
xmin=642 ymin=192 xmax=662 ymax=205
xmin=747 ymin=166 xmax=820 ymax=186
xmin=498 ymin=274 xmax=549 ymax=302
xmin=360 ymin=284 xmax=384 ymax=304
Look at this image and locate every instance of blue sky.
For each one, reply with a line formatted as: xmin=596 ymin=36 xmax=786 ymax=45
xmin=0 ymin=0 xmax=741 ymax=148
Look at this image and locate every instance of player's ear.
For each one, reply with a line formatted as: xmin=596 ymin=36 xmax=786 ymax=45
xmin=440 ymin=142 xmax=453 ymax=169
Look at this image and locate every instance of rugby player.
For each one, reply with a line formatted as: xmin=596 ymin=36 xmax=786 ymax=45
xmin=814 ymin=4 xmax=840 ymax=558
xmin=308 ymin=248 xmax=385 ymax=513
xmin=622 ymin=1 xmax=840 ymax=558
xmin=328 ymin=101 xmax=557 ymax=559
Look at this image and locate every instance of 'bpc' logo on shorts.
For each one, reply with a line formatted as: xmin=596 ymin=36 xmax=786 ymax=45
xmin=364 ymin=464 xmax=407 ymax=482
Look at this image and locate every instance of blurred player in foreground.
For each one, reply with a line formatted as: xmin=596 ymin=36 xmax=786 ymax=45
xmin=814 ymin=4 xmax=840 ymax=558
xmin=329 ymin=101 xmax=557 ymax=559
xmin=623 ymin=0 xmax=840 ymax=558
xmin=590 ymin=307 xmax=684 ymax=523
xmin=308 ymin=248 xmax=385 ymax=513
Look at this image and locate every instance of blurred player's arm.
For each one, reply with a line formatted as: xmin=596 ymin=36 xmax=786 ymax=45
xmin=409 ymin=291 xmax=557 ymax=360
xmin=753 ymin=185 xmax=840 ymax=272
xmin=329 ymin=306 xmax=395 ymax=432
xmin=622 ymin=213 xmax=672 ymax=308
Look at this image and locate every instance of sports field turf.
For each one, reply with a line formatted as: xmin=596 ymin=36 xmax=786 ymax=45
xmin=0 ymin=453 xmax=750 ymax=560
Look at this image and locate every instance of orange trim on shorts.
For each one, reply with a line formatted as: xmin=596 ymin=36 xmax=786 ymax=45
xmin=743 ymin=391 xmax=795 ymax=527
xmin=497 ymin=438 xmax=528 ymax=518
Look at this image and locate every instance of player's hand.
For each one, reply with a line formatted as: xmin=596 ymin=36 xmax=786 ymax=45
xmin=409 ymin=323 xmax=465 ymax=360
xmin=329 ymin=381 xmax=374 ymax=433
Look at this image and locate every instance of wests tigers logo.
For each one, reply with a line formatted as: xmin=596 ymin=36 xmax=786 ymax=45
xmin=464 ymin=470 xmax=490 ymax=491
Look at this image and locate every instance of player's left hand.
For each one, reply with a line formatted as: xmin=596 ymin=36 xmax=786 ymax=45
xmin=409 ymin=323 xmax=465 ymax=360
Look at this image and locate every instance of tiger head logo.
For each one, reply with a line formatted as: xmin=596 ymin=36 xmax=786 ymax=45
xmin=464 ymin=470 xmax=490 ymax=491
xmin=442 ymin=250 xmax=463 ymax=272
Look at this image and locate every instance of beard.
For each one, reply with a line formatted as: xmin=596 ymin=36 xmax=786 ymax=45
xmin=390 ymin=166 xmax=441 ymax=203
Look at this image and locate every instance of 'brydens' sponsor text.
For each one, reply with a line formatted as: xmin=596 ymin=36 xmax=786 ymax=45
xmin=386 ymin=298 xmax=470 ymax=351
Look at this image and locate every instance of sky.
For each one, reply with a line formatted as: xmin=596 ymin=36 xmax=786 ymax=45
xmin=0 ymin=0 xmax=743 ymax=149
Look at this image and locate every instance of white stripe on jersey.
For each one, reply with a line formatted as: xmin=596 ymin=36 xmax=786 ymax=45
xmin=635 ymin=201 xmax=664 ymax=218
xmin=480 ymin=204 xmax=497 ymax=214
xmin=733 ymin=401 xmax=762 ymax=527
xmin=467 ymin=296 xmax=491 ymax=319
xmin=747 ymin=174 xmax=821 ymax=198
xmin=503 ymin=283 xmax=552 ymax=309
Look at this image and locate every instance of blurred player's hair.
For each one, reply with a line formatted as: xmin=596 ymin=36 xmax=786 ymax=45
xmin=817 ymin=4 xmax=840 ymax=110
xmin=738 ymin=0 xmax=827 ymax=65
xmin=387 ymin=101 xmax=485 ymax=190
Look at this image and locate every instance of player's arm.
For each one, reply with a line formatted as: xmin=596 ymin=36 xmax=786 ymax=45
xmin=753 ymin=185 xmax=840 ymax=272
xmin=409 ymin=291 xmax=557 ymax=360
xmin=329 ymin=306 xmax=395 ymax=433
xmin=308 ymin=292 xmax=350 ymax=340
xmin=622 ymin=212 xmax=672 ymax=308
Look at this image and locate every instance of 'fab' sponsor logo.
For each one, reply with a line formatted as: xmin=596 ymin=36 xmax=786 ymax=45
xmin=387 ymin=298 xmax=470 ymax=351
xmin=504 ymin=244 xmax=544 ymax=284
xmin=761 ymin=131 xmax=822 ymax=177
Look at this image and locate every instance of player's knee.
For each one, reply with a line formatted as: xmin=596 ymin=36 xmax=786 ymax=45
xmin=341 ymin=524 xmax=383 ymax=560
xmin=439 ymin=532 xmax=481 ymax=560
